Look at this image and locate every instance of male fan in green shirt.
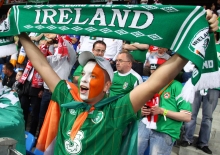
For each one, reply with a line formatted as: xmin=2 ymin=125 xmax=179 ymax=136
xmin=138 ymin=54 xmax=192 ymax=155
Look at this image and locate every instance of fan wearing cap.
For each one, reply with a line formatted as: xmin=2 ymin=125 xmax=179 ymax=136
xmin=145 ymin=47 xmax=170 ymax=75
xmin=17 ymin=10 xmax=218 ymax=155
xmin=72 ymin=40 xmax=106 ymax=85
xmin=138 ymin=57 xmax=192 ymax=155
xmin=78 ymin=51 xmax=113 ymax=101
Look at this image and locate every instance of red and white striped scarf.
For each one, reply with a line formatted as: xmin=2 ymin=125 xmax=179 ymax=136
xmin=19 ymin=44 xmax=51 ymax=88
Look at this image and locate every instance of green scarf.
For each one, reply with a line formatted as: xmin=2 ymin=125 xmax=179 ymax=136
xmin=217 ymin=17 xmax=220 ymax=32
xmin=61 ymin=94 xmax=124 ymax=110
xmin=214 ymin=44 xmax=220 ymax=90
xmin=216 ymin=44 xmax=220 ymax=67
xmin=0 ymin=4 xmax=219 ymax=102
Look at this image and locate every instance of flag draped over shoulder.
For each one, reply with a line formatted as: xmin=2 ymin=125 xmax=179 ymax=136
xmin=0 ymin=87 xmax=25 ymax=154
xmin=0 ymin=4 xmax=219 ymax=102
xmin=36 ymin=81 xmax=81 ymax=155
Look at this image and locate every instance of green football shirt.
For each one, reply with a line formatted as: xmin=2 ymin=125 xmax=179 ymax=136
xmin=51 ymin=80 xmax=137 ymax=155
xmin=156 ymin=80 xmax=192 ymax=141
xmin=109 ymin=69 xmax=143 ymax=97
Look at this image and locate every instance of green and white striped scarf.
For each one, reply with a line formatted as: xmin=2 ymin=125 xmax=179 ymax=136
xmin=0 ymin=4 xmax=219 ymax=102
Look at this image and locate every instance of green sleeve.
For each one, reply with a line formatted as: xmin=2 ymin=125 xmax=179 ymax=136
xmin=51 ymin=80 xmax=73 ymax=105
xmin=111 ymin=93 xmax=138 ymax=128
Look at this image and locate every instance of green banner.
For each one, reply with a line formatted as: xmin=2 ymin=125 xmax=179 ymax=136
xmin=0 ymin=4 xmax=218 ymax=90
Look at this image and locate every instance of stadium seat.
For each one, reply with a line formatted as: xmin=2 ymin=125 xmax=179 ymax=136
xmin=33 ymin=148 xmax=44 ymax=155
xmin=25 ymin=131 xmax=35 ymax=152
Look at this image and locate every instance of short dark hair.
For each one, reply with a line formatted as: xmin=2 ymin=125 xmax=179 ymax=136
xmin=4 ymin=62 xmax=14 ymax=72
xmin=119 ymin=51 xmax=134 ymax=62
xmin=93 ymin=40 xmax=106 ymax=49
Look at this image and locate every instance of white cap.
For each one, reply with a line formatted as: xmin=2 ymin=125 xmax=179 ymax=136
xmin=78 ymin=51 xmax=113 ymax=82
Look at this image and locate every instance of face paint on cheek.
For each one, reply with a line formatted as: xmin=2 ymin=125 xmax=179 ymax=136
xmin=88 ymin=64 xmax=105 ymax=99
xmin=78 ymin=74 xmax=82 ymax=93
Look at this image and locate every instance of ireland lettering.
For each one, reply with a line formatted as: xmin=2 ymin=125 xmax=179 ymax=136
xmin=34 ymin=8 xmax=154 ymax=29
xmin=192 ymin=31 xmax=209 ymax=46
xmin=188 ymin=28 xmax=210 ymax=59
xmin=203 ymin=60 xmax=214 ymax=69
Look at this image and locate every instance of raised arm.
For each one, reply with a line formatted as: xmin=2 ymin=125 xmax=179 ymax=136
xmin=123 ymin=43 xmax=138 ymax=51
xmin=131 ymin=43 xmax=149 ymax=50
xmin=30 ymin=33 xmax=44 ymax=42
xmin=130 ymin=9 xmax=218 ymax=113
xmin=130 ymin=54 xmax=188 ymax=112
xmin=18 ymin=32 xmax=61 ymax=92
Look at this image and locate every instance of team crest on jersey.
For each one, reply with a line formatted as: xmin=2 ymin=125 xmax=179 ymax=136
xmin=163 ymin=92 xmax=170 ymax=99
xmin=65 ymin=130 xmax=84 ymax=154
xmin=188 ymin=28 xmax=210 ymax=59
xmin=123 ymin=82 xmax=128 ymax=90
xmin=69 ymin=109 xmax=77 ymax=115
xmin=91 ymin=111 xmax=104 ymax=124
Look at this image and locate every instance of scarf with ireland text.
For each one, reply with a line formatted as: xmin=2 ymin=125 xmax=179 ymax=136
xmin=0 ymin=4 xmax=219 ymax=102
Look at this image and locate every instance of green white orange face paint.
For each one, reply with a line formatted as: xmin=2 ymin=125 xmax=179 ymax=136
xmin=79 ymin=61 xmax=105 ymax=101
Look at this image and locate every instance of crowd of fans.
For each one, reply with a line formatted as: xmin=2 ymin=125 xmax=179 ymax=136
xmin=0 ymin=0 xmax=219 ymax=155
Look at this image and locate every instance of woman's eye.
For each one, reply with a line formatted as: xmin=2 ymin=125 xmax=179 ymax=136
xmin=81 ymin=72 xmax=85 ymax=76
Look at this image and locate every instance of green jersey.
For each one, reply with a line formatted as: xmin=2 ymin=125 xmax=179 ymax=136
xmin=130 ymin=42 xmax=148 ymax=63
xmin=52 ymin=80 xmax=137 ymax=155
xmin=110 ymin=69 xmax=143 ymax=97
xmin=156 ymin=80 xmax=192 ymax=141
